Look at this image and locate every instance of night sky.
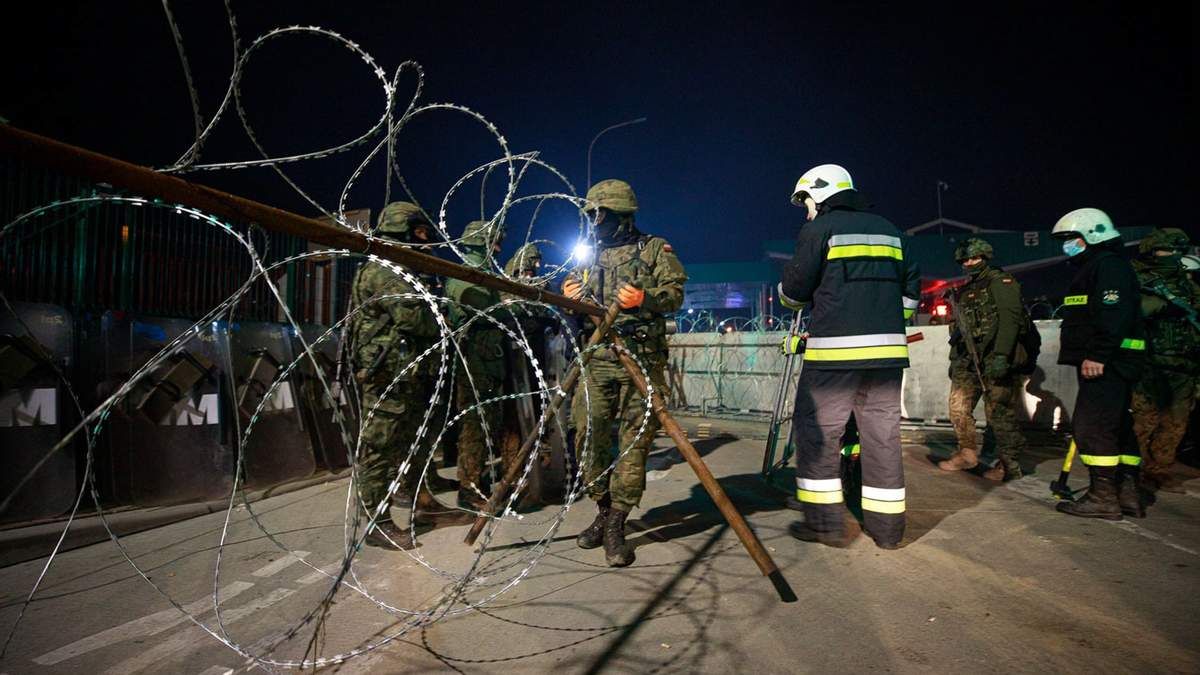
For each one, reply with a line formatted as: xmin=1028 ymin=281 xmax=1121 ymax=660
xmin=2 ymin=2 xmax=1194 ymax=265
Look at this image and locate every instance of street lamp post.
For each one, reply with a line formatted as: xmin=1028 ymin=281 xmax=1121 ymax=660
xmin=586 ymin=117 xmax=647 ymax=190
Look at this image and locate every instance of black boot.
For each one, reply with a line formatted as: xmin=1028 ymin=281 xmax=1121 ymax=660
xmin=1056 ymin=467 xmax=1122 ymax=520
xmin=576 ymin=496 xmax=610 ymax=549
xmin=604 ymin=507 xmax=635 ymax=567
xmin=1117 ymin=467 xmax=1145 ymax=518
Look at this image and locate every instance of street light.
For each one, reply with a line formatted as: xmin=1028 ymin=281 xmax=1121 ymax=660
xmin=587 ymin=117 xmax=647 ymax=190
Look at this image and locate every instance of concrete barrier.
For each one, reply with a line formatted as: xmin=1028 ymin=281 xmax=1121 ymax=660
xmin=668 ymin=320 xmax=1076 ymax=429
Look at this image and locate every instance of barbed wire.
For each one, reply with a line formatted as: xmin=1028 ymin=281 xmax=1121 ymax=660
xmin=0 ymin=5 xmax=661 ymax=670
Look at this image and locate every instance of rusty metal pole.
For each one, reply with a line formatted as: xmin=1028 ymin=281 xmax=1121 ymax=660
xmin=0 ymin=125 xmax=792 ymax=597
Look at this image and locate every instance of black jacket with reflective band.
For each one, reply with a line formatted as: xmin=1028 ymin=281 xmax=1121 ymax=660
xmin=1056 ymin=243 xmax=1146 ymax=381
xmin=779 ymin=191 xmax=921 ymax=370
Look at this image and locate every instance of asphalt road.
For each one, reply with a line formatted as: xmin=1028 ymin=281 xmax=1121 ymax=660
xmin=2 ymin=425 xmax=1198 ymax=674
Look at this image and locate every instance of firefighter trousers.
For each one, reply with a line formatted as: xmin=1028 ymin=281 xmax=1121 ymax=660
xmin=1072 ymin=370 xmax=1140 ymax=473
xmin=792 ymin=368 xmax=905 ymax=546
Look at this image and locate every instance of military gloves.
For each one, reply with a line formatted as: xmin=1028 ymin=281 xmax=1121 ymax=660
xmin=617 ymin=284 xmax=645 ymax=309
xmin=562 ymin=278 xmax=584 ymax=300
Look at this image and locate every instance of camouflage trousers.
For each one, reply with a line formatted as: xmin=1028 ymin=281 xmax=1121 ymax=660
xmin=358 ymin=380 xmax=431 ymax=508
xmin=948 ymin=364 xmax=1026 ymax=474
xmin=455 ymin=367 xmax=517 ymax=493
xmin=1132 ymin=369 xmax=1197 ymax=480
xmin=571 ymin=356 xmax=666 ymax=513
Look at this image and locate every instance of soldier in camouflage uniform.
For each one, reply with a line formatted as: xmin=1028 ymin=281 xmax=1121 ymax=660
xmin=939 ymin=237 xmax=1029 ymax=481
xmin=350 ymin=202 xmax=442 ymax=548
xmin=1131 ymin=228 xmax=1200 ymax=495
xmin=446 ymin=220 xmax=518 ymax=510
xmin=562 ymin=179 xmax=687 ymax=567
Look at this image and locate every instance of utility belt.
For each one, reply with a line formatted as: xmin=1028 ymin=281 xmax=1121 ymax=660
xmin=354 ymin=335 xmax=426 ymax=385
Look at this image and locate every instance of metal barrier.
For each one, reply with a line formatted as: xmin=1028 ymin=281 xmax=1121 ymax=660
xmin=668 ymin=321 xmax=1077 ymax=429
xmin=0 ymin=302 xmax=77 ymax=522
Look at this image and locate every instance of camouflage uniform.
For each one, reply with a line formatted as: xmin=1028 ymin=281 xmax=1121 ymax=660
xmin=944 ymin=238 xmax=1029 ymax=479
xmin=446 ymin=220 xmax=515 ymax=502
xmin=569 ymin=182 xmax=687 ymax=513
xmin=350 ymin=203 xmax=440 ymax=509
xmin=1130 ymin=228 xmax=1200 ymax=490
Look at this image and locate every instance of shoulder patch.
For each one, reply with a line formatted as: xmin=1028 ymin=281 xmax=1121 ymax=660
xmin=1101 ymin=289 xmax=1120 ymax=305
xmin=662 ymin=243 xmax=673 ymax=252
xmin=1001 ymin=278 xmax=1013 ymax=284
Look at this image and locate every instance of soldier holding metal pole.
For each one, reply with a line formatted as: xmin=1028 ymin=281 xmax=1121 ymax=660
xmin=561 ymin=179 xmax=687 ymax=567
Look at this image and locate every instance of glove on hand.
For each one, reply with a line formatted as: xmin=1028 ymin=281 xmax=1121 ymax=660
xmin=617 ymin=284 xmax=645 ymax=309
xmin=562 ymin=278 xmax=584 ymax=300
xmin=780 ymin=334 xmax=808 ymax=355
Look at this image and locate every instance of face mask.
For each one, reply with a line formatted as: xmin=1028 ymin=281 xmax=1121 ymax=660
xmin=1062 ymin=239 xmax=1087 ymax=257
xmin=592 ymin=210 xmax=621 ymax=243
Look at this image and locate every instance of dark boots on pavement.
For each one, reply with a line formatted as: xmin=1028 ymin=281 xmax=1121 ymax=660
xmin=604 ymin=507 xmax=635 ymax=567
xmin=576 ymin=495 xmax=611 ymax=549
xmin=364 ymin=520 xmax=419 ymax=550
xmin=1117 ymin=467 xmax=1145 ymax=518
xmin=1056 ymin=467 xmax=1122 ymax=520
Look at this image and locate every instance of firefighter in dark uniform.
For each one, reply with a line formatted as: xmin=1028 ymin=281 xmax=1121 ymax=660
xmin=779 ymin=164 xmax=921 ymax=549
xmin=1051 ymin=208 xmax=1146 ymax=520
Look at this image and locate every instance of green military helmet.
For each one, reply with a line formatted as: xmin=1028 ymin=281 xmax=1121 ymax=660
xmin=583 ymin=179 xmax=638 ymax=214
xmin=1138 ymin=227 xmax=1190 ymax=255
xmin=461 ymin=219 xmax=506 ymax=248
xmin=954 ymin=237 xmax=994 ymax=263
xmin=377 ymin=201 xmax=430 ymax=237
xmin=505 ymin=242 xmax=542 ymax=277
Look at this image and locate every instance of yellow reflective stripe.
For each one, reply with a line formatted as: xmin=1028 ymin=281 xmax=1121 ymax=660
xmin=862 ymin=498 xmax=906 ymax=514
xmin=797 ymin=489 xmax=844 ymax=504
xmin=1119 ymin=454 xmax=1142 ymax=466
xmin=840 ymin=443 xmax=861 ymax=457
xmin=836 ymin=181 xmax=852 ymax=188
xmin=903 ymin=308 xmax=916 ymax=319
xmin=827 ymin=244 xmax=903 ymax=260
xmin=805 ymin=345 xmax=909 ymax=361
xmin=1080 ymin=454 xmax=1120 ymax=467
xmin=1120 ymin=338 xmax=1146 ymax=350
xmin=1063 ymin=295 xmax=1087 ymax=306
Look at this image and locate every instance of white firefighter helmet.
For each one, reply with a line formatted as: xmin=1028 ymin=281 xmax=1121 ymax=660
xmin=791 ymin=164 xmax=854 ymax=206
xmin=1182 ymin=254 xmax=1200 ymax=272
xmin=1051 ymin=207 xmax=1120 ymax=245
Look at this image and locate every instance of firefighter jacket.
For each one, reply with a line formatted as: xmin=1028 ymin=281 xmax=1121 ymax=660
xmin=1057 ymin=243 xmax=1145 ymax=381
xmin=779 ymin=190 xmax=921 ymax=369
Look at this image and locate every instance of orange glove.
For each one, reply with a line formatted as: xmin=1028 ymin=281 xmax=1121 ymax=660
xmin=562 ymin=278 xmax=584 ymax=300
xmin=617 ymin=284 xmax=645 ymax=309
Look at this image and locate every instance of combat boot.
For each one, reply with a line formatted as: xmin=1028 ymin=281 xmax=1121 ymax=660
xmin=576 ymin=496 xmax=611 ymax=549
xmin=788 ymin=521 xmax=848 ymax=548
xmin=938 ymin=447 xmax=979 ymax=472
xmin=604 ymin=507 xmax=635 ymax=567
xmin=364 ymin=520 xmax=419 ymax=550
xmin=1056 ymin=468 xmax=1121 ymax=520
xmin=1117 ymin=468 xmax=1146 ymax=518
xmin=982 ymin=464 xmax=1005 ymax=481
xmin=413 ymin=489 xmax=474 ymax=526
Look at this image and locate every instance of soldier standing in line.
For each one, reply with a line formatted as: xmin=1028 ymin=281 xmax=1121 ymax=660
xmin=350 ymin=202 xmax=444 ymax=549
xmin=1131 ymin=228 xmax=1200 ymax=497
xmin=938 ymin=237 xmax=1030 ymax=482
xmin=562 ymin=179 xmax=687 ymax=567
xmin=446 ymin=220 xmax=515 ymax=510
xmin=1051 ymin=208 xmax=1146 ymax=520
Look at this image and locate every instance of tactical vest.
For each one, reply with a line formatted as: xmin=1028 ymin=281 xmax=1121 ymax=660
xmin=587 ymin=235 xmax=669 ymax=359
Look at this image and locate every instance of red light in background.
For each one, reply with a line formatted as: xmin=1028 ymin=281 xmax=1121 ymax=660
xmin=934 ymin=304 xmax=949 ymax=317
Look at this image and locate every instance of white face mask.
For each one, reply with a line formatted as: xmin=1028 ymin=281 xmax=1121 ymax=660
xmin=804 ymin=196 xmax=818 ymax=222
